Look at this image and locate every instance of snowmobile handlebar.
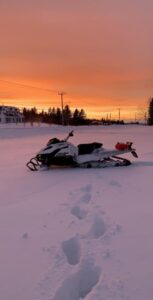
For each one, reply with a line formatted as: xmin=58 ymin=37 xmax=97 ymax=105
xmin=64 ymin=131 xmax=74 ymax=141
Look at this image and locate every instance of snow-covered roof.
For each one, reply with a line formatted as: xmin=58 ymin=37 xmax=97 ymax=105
xmin=0 ymin=105 xmax=22 ymax=117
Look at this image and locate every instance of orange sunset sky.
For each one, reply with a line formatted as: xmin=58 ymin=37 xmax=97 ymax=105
xmin=0 ymin=0 xmax=153 ymax=120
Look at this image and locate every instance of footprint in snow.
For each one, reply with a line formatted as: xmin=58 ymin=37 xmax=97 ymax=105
xmin=62 ymin=236 xmax=81 ymax=266
xmin=79 ymin=193 xmax=92 ymax=204
xmin=80 ymin=184 xmax=92 ymax=193
xmin=71 ymin=205 xmax=87 ymax=220
xmin=52 ymin=258 xmax=101 ymax=300
xmin=87 ymin=215 xmax=107 ymax=239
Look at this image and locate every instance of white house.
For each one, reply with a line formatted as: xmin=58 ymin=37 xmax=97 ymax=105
xmin=0 ymin=106 xmax=23 ymax=123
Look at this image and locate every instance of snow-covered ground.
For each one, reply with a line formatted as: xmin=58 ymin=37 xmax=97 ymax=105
xmin=0 ymin=124 xmax=153 ymax=300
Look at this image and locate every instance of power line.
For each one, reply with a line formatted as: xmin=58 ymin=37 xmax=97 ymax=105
xmin=0 ymin=79 xmax=57 ymax=93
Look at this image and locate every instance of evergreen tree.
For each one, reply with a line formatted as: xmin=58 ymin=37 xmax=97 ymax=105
xmin=22 ymin=107 xmax=28 ymax=122
xmin=73 ymin=109 xmax=80 ymax=125
xmin=39 ymin=110 xmax=45 ymax=122
xmin=63 ymin=105 xmax=72 ymax=125
xmin=50 ymin=107 xmax=56 ymax=123
xmin=78 ymin=109 xmax=86 ymax=124
xmin=30 ymin=107 xmax=37 ymax=122
xmin=148 ymin=98 xmax=153 ymax=125
xmin=56 ymin=108 xmax=62 ymax=124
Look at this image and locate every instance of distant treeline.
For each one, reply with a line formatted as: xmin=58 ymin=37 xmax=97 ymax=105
xmin=148 ymin=98 xmax=153 ymax=125
xmin=22 ymin=105 xmax=125 ymax=125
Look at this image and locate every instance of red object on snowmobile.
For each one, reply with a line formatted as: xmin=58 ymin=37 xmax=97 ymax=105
xmin=115 ymin=142 xmax=131 ymax=151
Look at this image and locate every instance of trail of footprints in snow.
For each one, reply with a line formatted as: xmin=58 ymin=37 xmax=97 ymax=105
xmin=70 ymin=184 xmax=92 ymax=220
xmin=55 ymin=184 xmax=106 ymax=300
xmin=69 ymin=184 xmax=107 ymax=239
xmin=61 ymin=213 xmax=107 ymax=267
xmin=62 ymin=185 xmax=94 ymax=267
xmin=39 ymin=185 xmax=123 ymax=299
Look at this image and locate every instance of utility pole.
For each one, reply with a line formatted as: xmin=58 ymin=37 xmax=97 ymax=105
xmin=58 ymin=92 xmax=66 ymax=125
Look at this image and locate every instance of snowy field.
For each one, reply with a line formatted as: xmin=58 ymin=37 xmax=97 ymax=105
xmin=0 ymin=124 xmax=153 ymax=300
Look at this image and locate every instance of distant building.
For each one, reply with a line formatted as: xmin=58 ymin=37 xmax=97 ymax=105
xmin=0 ymin=106 xmax=23 ymax=123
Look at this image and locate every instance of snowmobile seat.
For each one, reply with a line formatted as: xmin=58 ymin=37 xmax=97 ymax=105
xmin=78 ymin=142 xmax=102 ymax=155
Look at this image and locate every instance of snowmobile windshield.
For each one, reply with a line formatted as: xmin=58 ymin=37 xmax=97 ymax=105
xmin=47 ymin=138 xmax=60 ymax=146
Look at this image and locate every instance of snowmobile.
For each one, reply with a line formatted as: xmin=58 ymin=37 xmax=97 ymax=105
xmin=26 ymin=130 xmax=138 ymax=171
